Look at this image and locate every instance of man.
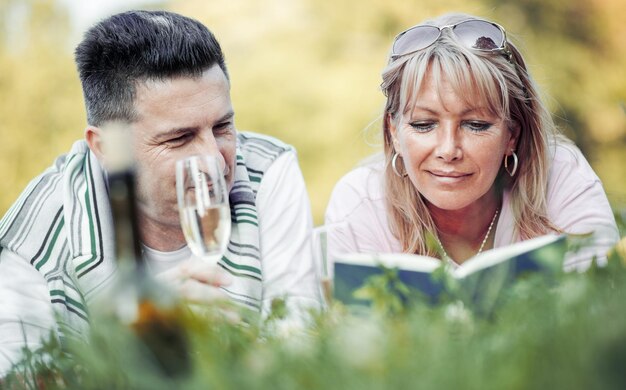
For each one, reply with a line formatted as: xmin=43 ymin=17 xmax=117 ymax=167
xmin=0 ymin=10 xmax=320 ymax=373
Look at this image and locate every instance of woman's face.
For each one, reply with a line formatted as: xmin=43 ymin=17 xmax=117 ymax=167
xmin=389 ymin=70 xmax=518 ymax=213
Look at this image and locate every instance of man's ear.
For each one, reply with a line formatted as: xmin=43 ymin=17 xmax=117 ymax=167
xmin=84 ymin=126 xmax=105 ymax=162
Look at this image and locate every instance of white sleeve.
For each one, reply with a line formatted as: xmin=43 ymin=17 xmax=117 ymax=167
xmin=325 ymin=165 xmax=403 ymax=254
xmin=0 ymin=249 xmax=56 ymax=376
xmin=546 ymin=145 xmax=620 ymax=271
xmin=256 ymin=150 xmax=322 ymax=320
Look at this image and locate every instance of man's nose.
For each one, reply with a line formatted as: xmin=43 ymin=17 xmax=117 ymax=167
xmin=194 ymin=132 xmax=227 ymax=175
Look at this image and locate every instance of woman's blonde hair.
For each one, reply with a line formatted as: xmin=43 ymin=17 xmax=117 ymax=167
xmin=381 ymin=13 xmax=563 ymax=255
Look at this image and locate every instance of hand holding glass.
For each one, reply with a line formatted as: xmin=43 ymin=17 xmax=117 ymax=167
xmin=176 ymin=155 xmax=231 ymax=265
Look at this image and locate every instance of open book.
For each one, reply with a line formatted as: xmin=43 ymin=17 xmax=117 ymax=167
xmin=333 ymin=234 xmax=567 ymax=307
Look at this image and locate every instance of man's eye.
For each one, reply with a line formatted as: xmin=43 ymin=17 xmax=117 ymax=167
xmin=167 ymin=133 xmax=193 ymax=146
xmin=214 ymin=122 xmax=233 ymax=134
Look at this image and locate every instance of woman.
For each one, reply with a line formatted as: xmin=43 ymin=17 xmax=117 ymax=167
xmin=325 ymin=13 xmax=619 ymax=271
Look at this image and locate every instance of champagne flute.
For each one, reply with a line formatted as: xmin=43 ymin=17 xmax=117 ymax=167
xmin=312 ymin=221 xmax=359 ymax=305
xmin=176 ymin=155 xmax=231 ymax=265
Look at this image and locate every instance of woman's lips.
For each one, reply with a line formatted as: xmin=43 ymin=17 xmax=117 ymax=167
xmin=427 ymin=170 xmax=472 ymax=184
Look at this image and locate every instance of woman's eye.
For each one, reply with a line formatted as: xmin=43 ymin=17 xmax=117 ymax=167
xmin=409 ymin=122 xmax=435 ymax=132
xmin=465 ymin=121 xmax=491 ymax=132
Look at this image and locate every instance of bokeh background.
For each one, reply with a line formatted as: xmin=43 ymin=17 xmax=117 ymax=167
xmin=1 ymin=0 xmax=625 ymax=225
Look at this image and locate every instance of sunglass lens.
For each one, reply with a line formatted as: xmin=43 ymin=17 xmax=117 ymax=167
xmin=453 ymin=20 xmax=505 ymax=50
xmin=393 ymin=26 xmax=440 ymax=56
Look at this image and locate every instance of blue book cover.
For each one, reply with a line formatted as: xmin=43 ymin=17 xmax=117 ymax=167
xmin=332 ymin=234 xmax=567 ymax=307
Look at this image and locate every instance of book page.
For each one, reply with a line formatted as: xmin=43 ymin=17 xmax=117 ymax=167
xmin=335 ymin=253 xmax=441 ymax=273
xmin=452 ymin=234 xmax=565 ymax=279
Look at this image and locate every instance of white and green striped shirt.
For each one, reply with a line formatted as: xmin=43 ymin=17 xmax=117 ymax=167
xmin=0 ymin=131 xmax=320 ymax=373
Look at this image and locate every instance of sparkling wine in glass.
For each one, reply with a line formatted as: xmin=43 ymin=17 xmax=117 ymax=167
xmin=176 ymin=155 xmax=231 ymax=264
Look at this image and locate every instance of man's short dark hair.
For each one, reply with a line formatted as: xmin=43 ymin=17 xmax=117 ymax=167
xmin=75 ymin=10 xmax=228 ymax=126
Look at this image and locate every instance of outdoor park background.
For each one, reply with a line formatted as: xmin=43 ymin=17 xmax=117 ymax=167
xmin=1 ymin=0 xmax=625 ymax=225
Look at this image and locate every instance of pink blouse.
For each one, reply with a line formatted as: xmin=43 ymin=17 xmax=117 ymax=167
xmin=325 ymin=143 xmax=619 ymax=271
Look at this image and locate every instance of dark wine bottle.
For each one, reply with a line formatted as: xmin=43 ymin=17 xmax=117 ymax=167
xmin=103 ymin=124 xmax=191 ymax=377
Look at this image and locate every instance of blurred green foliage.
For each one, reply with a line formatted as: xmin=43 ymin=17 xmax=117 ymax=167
xmin=3 ymin=239 xmax=626 ymax=389
xmin=1 ymin=0 xmax=625 ymax=224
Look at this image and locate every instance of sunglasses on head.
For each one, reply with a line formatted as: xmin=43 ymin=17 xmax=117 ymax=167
xmin=391 ymin=19 xmax=513 ymax=62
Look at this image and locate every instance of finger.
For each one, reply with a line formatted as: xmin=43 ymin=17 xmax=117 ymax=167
xmin=179 ymin=278 xmax=230 ymax=304
xmin=180 ymin=260 xmax=233 ymax=287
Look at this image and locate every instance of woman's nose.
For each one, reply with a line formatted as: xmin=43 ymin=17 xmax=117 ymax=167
xmin=435 ymin=127 xmax=462 ymax=161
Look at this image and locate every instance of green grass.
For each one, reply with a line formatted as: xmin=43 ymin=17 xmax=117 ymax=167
xmin=3 ymin=234 xmax=626 ymax=389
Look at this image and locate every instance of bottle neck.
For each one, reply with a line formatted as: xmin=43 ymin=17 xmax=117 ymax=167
xmin=109 ymin=168 xmax=144 ymax=270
